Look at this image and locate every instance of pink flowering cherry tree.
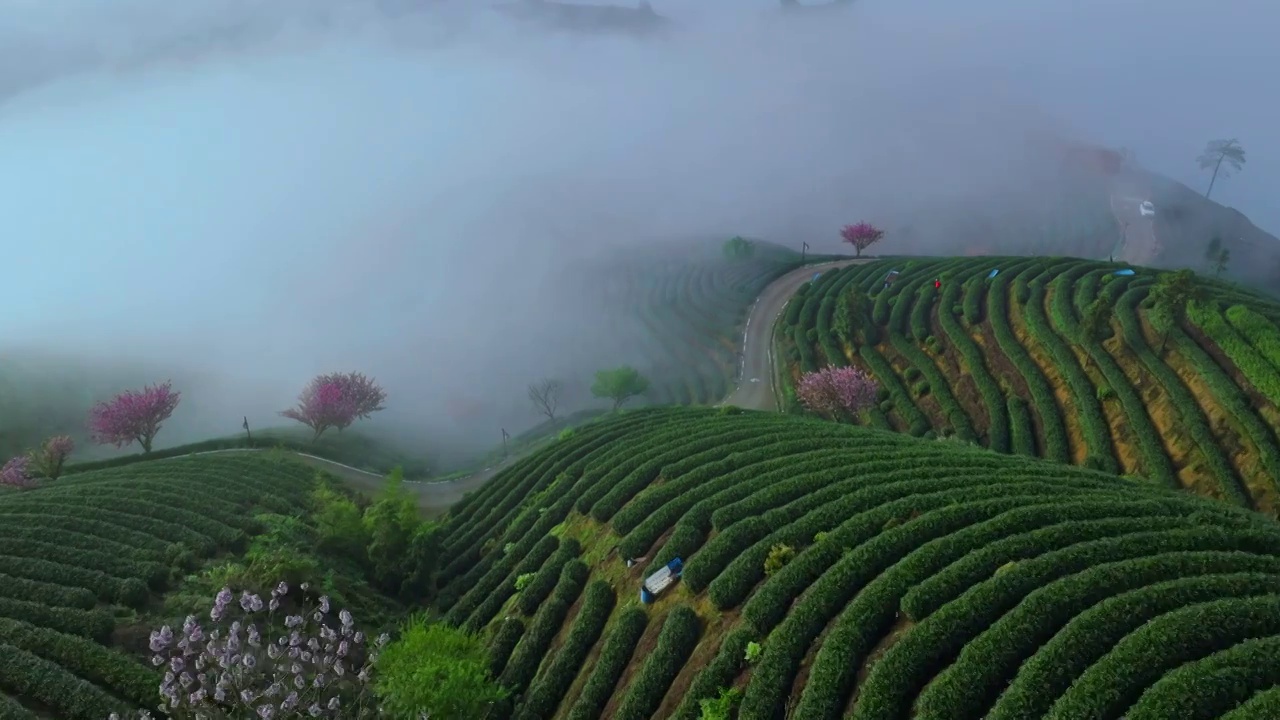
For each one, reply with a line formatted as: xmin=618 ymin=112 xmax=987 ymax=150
xmin=88 ymin=381 xmax=182 ymax=454
xmin=796 ymin=366 xmax=879 ymax=422
xmin=280 ymin=372 xmax=387 ymax=442
xmin=0 ymin=456 xmax=33 ymax=488
xmin=839 ymin=222 xmax=885 ymax=257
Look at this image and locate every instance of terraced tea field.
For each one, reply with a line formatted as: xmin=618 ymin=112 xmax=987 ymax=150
xmin=572 ymin=240 xmax=806 ymax=405
xmin=780 ymin=256 xmax=1280 ymax=516
xmin=435 ymin=407 xmax=1280 ymax=720
xmin=0 ymin=454 xmax=321 ymax=719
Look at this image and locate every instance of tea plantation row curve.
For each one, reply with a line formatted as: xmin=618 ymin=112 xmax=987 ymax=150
xmin=780 ymin=256 xmax=1280 ymax=517
xmin=0 ymin=454 xmax=322 ymax=719
xmin=434 ymin=406 xmax=1280 ymax=720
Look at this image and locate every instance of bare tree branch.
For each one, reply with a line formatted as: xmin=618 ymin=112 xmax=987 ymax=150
xmin=528 ymin=379 xmax=562 ymax=423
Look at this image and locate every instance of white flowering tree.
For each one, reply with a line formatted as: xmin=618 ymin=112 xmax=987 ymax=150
xmin=113 ymin=581 xmax=387 ymax=719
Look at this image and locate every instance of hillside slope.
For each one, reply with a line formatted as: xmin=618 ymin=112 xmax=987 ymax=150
xmin=779 ymin=257 xmax=1280 ymax=517
xmin=565 ymin=239 xmax=807 ymax=406
xmin=434 ymin=407 xmax=1280 ymax=720
xmin=0 ymin=452 xmax=413 ymax=718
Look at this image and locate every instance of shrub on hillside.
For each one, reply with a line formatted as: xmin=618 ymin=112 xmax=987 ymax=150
xmin=310 ymin=484 xmax=369 ymax=562
xmin=0 ymin=455 xmax=33 ymax=488
xmin=26 ymin=435 xmax=74 ymax=481
xmin=698 ymin=687 xmax=742 ymax=720
xmin=375 ymin=613 xmax=508 ymax=719
xmin=115 ymin=581 xmax=387 ymax=720
xmin=764 ymin=544 xmax=796 ymax=576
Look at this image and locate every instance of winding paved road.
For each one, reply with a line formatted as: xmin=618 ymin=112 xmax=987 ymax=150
xmin=155 ymin=257 xmax=866 ymax=515
xmin=720 ymin=259 xmax=865 ymax=411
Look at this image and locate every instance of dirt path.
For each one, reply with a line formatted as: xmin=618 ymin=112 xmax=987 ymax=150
xmin=180 ymin=447 xmax=498 ymax=516
xmin=168 ymin=258 xmax=866 ymax=513
xmin=1109 ymin=176 xmax=1161 ymax=265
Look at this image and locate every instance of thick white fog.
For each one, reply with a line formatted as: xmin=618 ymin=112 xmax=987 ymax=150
xmin=1 ymin=0 xmax=1276 ymax=454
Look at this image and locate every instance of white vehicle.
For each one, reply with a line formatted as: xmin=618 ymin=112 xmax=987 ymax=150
xmin=1139 ymin=201 xmax=1155 ymax=217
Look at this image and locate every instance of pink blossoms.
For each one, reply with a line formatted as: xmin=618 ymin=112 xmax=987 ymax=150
xmin=796 ymin=366 xmax=879 ymax=421
xmin=839 ymin=222 xmax=885 ymax=257
xmin=280 ymin=372 xmax=387 ymax=442
xmin=88 ymin=381 xmax=181 ymax=454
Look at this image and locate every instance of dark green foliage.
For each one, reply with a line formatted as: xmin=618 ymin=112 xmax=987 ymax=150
xmin=487 ymin=618 xmax=526 ymax=679
xmin=516 ymin=538 xmax=581 ymax=616
xmin=438 ymin=406 xmax=1280 ymax=720
xmin=1121 ymin=634 xmax=1280 ymax=720
xmin=612 ymin=606 xmax=703 ymax=720
xmin=515 ymin=580 xmax=616 ymax=720
xmin=565 ymin=608 xmax=649 ymax=720
xmin=499 ymin=560 xmax=590 ymax=694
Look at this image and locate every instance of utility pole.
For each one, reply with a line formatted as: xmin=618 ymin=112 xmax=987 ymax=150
xmin=242 ymin=416 xmax=252 ymax=443
xmin=802 ymin=241 xmax=809 ymax=263
xmin=501 ymin=427 xmax=511 ymax=459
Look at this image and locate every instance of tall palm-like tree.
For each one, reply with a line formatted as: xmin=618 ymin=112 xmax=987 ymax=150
xmin=1197 ymin=139 xmax=1246 ymax=200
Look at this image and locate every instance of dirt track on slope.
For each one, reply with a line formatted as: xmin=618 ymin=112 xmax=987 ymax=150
xmin=1109 ymin=177 xmax=1161 ymax=265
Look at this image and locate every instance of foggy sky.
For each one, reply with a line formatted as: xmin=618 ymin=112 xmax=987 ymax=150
xmin=2 ymin=0 xmax=1277 ymax=450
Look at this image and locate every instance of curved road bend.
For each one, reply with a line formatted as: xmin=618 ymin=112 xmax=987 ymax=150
xmin=153 ymin=258 xmax=867 ymax=514
xmin=720 ymin=259 xmax=866 ymax=411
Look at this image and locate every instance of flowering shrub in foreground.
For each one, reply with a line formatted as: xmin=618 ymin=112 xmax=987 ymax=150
xmin=110 ymin=581 xmax=389 ymax=720
xmin=796 ymin=366 xmax=879 ymax=421
xmin=0 ymin=455 xmax=33 ymax=488
xmin=29 ymin=434 xmax=74 ymax=481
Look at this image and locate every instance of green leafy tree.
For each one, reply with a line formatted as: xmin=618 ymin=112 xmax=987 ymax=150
xmin=722 ymin=236 xmax=756 ymax=259
xmin=397 ymin=521 xmax=443 ymax=600
xmin=362 ymin=468 xmax=425 ymax=596
xmin=591 ymin=366 xmax=650 ymax=410
xmin=1149 ymin=269 xmax=1205 ymax=353
xmin=1197 ymin=138 xmax=1246 ymax=200
xmin=744 ymin=641 xmax=763 ymax=664
xmin=1205 ymin=237 xmax=1231 ymax=277
xmin=311 ymin=482 xmax=369 ymax=562
xmin=374 ymin=614 xmax=508 ymax=718
xmin=1213 ymin=247 xmax=1231 ymax=277
xmin=1206 ymin=236 xmax=1222 ymax=264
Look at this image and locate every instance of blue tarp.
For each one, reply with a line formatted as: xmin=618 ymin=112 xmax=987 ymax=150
xmin=987 ymin=269 xmax=1000 ymax=279
xmin=1114 ymin=269 xmax=1136 ymax=276
xmin=812 ymin=272 xmax=822 ymax=281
